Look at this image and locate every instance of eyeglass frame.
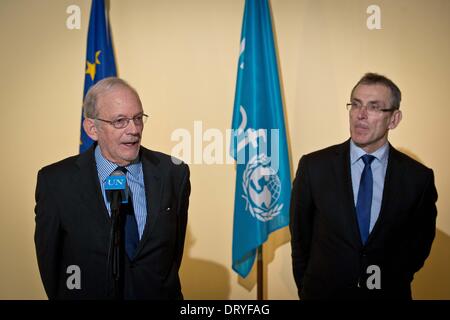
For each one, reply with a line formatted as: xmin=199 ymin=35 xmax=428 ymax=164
xmin=93 ymin=113 xmax=149 ymax=129
xmin=346 ymin=102 xmax=398 ymax=114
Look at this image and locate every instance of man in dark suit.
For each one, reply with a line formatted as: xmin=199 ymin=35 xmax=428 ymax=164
xmin=34 ymin=77 xmax=190 ymax=299
xmin=289 ymin=73 xmax=438 ymax=299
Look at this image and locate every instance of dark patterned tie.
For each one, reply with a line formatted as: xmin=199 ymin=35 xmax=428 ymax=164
xmin=356 ymin=155 xmax=375 ymax=245
xmin=118 ymin=167 xmax=139 ymax=259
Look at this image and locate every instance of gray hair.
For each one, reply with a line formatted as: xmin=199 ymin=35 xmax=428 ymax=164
xmin=83 ymin=77 xmax=141 ymax=118
xmin=351 ymin=72 xmax=402 ymax=109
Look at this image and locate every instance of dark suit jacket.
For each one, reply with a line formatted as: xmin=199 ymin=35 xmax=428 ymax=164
xmin=34 ymin=145 xmax=190 ymax=300
xmin=289 ymin=140 xmax=437 ymax=299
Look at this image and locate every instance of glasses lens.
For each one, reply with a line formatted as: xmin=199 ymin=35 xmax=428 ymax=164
xmin=113 ymin=118 xmax=129 ymax=129
xmin=132 ymin=115 xmax=144 ymax=126
xmin=137 ymin=114 xmax=148 ymax=125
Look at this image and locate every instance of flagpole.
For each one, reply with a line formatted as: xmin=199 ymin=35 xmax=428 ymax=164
xmin=257 ymin=245 xmax=263 ymax=300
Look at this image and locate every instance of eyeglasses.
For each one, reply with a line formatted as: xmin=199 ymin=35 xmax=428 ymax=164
xmin=94 ymin=114 xmax=149 ymax=129
xmin=346 ymin=102 xmax=396 ymax=114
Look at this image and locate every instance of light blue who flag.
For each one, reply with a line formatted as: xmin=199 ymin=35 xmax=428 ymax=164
xmin=79 ymin=0 xmax=117 ymax=153
xmin=230 ymin=0 xmax=291 ymax=278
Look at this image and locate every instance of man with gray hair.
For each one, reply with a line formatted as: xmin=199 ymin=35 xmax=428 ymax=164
xmin=35 ymin=77 xmax=190 ymax=299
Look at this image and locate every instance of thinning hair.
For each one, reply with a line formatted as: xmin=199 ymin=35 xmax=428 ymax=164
xmin=83 ymin=77 xmax=141 ymax=118
xmin=351 ymin=72 xmax=402 ymax=109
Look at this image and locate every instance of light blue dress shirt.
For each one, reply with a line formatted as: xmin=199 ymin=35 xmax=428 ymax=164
xmin=350 ymin=140 xmax=389 ymax=232
xmin=94 ymin=145 xmax=147 ymax=239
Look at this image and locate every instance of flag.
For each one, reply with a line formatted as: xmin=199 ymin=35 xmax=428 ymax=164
xmin=230 ymin=0 xmax=291 ymax=278
xmin=79 ymin=0 xmax=117 ymax=153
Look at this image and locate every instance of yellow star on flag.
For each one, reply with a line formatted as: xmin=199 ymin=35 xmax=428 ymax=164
xmin=85 ymin=50 xmax=102 ymax=81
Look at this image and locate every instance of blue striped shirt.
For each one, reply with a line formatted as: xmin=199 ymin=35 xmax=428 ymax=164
xmin=350 ymin=140 xmax=389 ymax=232
xmin=94 ymin=146 xmax=147 ymax=239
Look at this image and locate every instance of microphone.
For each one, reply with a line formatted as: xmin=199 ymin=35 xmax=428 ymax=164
xmin=105 ymin=169 xmax=129 ymax=288
xmin=105 ymin=169 xmax=128 ymax=211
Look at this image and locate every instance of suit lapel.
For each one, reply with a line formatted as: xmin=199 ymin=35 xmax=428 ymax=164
xmin=366 ymin=144 xmax=402 ymax=243
xmin=74 ymin=145 xmax=111 ymax=226
xmin=134 ymin=148 xmax=163 ymax=255
xmin=332 ymin=140 xmax=364 ymax=246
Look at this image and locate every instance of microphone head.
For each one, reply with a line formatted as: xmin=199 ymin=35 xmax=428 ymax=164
xmin=110 ymin=169 xmax=125 ymax=177
xmin=105 ymin=169 xmax=128 ymax=204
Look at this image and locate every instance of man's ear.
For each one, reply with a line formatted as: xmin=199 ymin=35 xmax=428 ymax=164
xmin=388 ymin=110 xmax=402 ymax=130
xmin=83 ymin=118 xmax=99 ymax=141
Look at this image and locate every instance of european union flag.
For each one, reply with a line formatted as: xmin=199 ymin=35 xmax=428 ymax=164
xmin=79 ymin=0 xmax=117 ymax=153
xmin=230 ymin=0 xmax=291 ymax=278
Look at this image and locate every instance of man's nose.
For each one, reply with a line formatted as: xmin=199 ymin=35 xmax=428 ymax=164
xmin=356 ymin=105 xmax=369 ymax=119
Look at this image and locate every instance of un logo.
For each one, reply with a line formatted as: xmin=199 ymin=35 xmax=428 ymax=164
xmin=242 ymin=154 xmax=283 ymax=222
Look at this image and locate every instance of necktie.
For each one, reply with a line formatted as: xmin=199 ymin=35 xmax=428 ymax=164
xmin=118 ymin=167 xmax=139 ymax=259
xmin=356 ymin=155 xmax=375 ymax=245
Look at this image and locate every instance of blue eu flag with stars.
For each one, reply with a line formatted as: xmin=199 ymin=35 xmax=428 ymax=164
xmin=230 ymin=0 xmax=291 ymax=278
xmin=79 ymin=0 xmax=117 ymax=153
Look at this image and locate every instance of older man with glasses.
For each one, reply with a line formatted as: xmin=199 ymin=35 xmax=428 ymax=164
xmin=34 ymin=77 xmax=190 ymax=300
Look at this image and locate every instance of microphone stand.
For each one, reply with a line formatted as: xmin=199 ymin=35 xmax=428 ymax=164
xmin=109 ymin=191 xmax=123 ymax=300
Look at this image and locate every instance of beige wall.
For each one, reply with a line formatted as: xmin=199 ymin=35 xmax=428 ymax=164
xmin=0 ymin=0 xmax=448 ymax=299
